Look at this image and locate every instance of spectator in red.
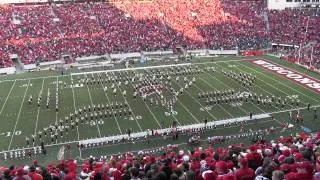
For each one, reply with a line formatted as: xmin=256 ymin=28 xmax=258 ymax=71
xmin=12 ymin=168 xmax=31 ymax=180
xmin=285 ymin=161 xmax=314 ymax=180
xmin=234 ymin=158 xmax=255 ymax=180
xmin=215 ymin=161 xmax=234 ymax=180
xmin=28 ymin=166 xmax=43 ymax=180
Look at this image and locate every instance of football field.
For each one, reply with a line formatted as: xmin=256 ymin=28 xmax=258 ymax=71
xmin=0 ymin=56 xmax=319 ymax=165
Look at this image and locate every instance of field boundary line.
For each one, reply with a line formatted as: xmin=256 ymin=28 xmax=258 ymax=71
xmin=192 ymin=58 xmax=254 ymax=65
xmin=0 ymin=59 xmax=255 ymax=82
xmin=78 ymin=121 xmax=280 ymax=160
xmin=0 ymin=80 xmax=16 ymax=117
xmin=0 ymin=57 xmax=310 ymax=82
xmin=257 ymin=59 xmax=320 ymax=85
xmin=8 ymin=80 xmax=30 ymax=151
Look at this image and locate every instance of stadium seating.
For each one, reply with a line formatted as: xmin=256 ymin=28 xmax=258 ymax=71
xmin=1 ymin=131 xmax=320 ymax=180
xmin=0 ymin=2 xmax=319 ymax=66
xmin=0 ymin=0 xmax=267 ymax=68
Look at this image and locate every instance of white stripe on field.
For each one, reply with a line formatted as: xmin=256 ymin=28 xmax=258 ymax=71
xmin=0 ymin=81 xmax=16 ymax=116
xmin=70 ymin=75 xmax=83 ymax=158
xmin=85 ymin=80 xmax=102 ymax=137
xmin=110 ymin=72 xmax=143 ymax=131
xmin=236 ymin=62 xmax=319 ymax=104
xmin=201 ymin=66 xmax=283 ymax=125
xmin=94 ymin=74 xmax=123 ymax=134
xmin=33 ymin=78 xmax=45 ymax=146
xmin=128 ymin=72 xmax=162 ymax=128
xmin=8 ymin=80 xmax=30 ymax=151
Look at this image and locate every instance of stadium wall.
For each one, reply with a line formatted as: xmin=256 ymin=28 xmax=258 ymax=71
xmin=267 ymin=0 xmax=300 ymax=10
xmin=0 ymin=49 xmax=238 ymax=74
xmin=267 ymin=0 xmax=320 ymax=10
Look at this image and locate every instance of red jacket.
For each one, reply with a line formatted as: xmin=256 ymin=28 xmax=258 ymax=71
xmin=28 ymin=172 xmax=43 ymax=180
xmin=234 ymin=167 xmax=255 ymax=180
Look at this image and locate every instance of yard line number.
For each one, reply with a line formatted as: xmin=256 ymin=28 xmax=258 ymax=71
xmin=86 ymin=115 xmax=143 ymax=125
xmin=1 ymin=131 xmax=22 ymax=137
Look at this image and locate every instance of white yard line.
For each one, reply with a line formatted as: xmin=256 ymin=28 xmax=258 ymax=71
xmin=0 ymin=80 xmax=16 ymax=116
xmin=212 ymin=63 xmax=281 ymax=112
xmin=236 ymin=62 xmax=320 ymax=104
xmin=138 ymin=69 xmax=183 ymax=126
xmin=218 ymin=63 xmax=296 ymax=109
xmin=55 ymin=76 xmax=59 ymax=127
xmin=193 ymin=81 xmax=234 ymax=117
xmin=198 ymin=75 xmax=250 ymax=114
xmin=142 ymin=71 xmax=200 ymax=124
xmin=8 ymin=80 xmax=30 ymax=151
xmin=197 ymin=76 xmax=241 ymax=117
xmin=33 ymin=78 xmax=45 ymax=146
xmin=95 ymin=75 xmax=123 ymax=134
xmin=171 ymin=114 xmax=182 ymax=126
xmin=126 ymin=70 xmax=162 ymax=128
xmin=201 ymin=67 xmax=283 ymax=125
xmin=85 ymin=80 xmax=102 ymax=137
xmin=70 ymin=75 xmax=83 ymax=158
xmin=176 ymin=100 xmax=200 ymax=123
xmin=140 ymin=99 xmax=162 ymax=128
xmin=219 ymin=62 xmax=295 ymax=125
xmin=171 ymin=80 xmax=218 ymax=120
xmin=110 ymin=72 xmax=143 ymax=131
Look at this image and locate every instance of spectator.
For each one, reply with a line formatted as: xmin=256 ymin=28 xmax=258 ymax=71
xmin=255 ymin=166 xmax=273 ymax=180
xmin=12 ymin=168 xmax=31 ymax=180
xmin=234 ymin=158 xmax=255 ymax=180
xmin=271 ymin=170 xmax=284 ymax=180
xmin=28 ymin=166 xmax=43 ymax=180
xmin=130 ymin=167 xmax=140 ymax=180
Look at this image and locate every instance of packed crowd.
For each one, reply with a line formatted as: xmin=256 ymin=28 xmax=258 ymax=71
xmin=269 ymin=9 xmax=320 ymax=71
xmin=0 ymin=0 xmax=319 ymax=69
xmin=1 ymin=131 xmax=320 ymax=180
xmin=271 ymin=43 xmax=320 ymax=71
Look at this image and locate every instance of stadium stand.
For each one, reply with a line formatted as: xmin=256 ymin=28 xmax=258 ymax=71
xmin=0 ymin=1 xmax=320 ymax=179
xmin=0 ymin=0 xmax=266 ymax=68
xmin=1 ymin=132 xmax=320 ymax=179
xmin=0 ymin=1 xmax=319 ymax=69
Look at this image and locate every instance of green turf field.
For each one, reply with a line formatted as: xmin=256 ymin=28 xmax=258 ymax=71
xmin=0 ymin=55 xmax=319 ymax=166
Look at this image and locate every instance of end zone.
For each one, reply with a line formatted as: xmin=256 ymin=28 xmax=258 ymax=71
xmin=248 ymin=59 xmax=320 ymax=94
